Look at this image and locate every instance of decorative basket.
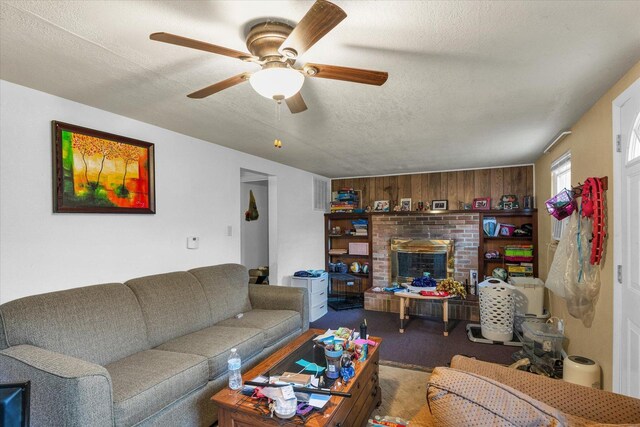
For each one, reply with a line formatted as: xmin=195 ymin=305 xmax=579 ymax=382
xmin=545 ymin=188 xmax=576 ymax=220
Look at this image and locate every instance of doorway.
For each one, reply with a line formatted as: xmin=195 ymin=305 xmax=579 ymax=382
xmin=612 ymin=77 xmax=640 ymax=397
xmin=240 ymin=169 xmax=272 ymax=283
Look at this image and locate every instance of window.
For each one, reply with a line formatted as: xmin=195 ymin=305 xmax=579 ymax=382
xmin=628 ymin=112 xmax=640 ymax=163
xmin=550 ymin=151 xmax=571 ymax=240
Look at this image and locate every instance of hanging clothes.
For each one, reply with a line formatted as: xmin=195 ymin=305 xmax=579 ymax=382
xmin=245 ymin=190 xmax=259 ymax=221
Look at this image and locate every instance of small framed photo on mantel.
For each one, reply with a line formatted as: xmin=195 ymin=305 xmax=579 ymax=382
xmin=473 ymin=197 xmax=491 ymax=211
xmin=373 ymin=200 xmax=390 ymax=212
xmin=400 ymin=198 xmax=412 ymax=211
xmin=431 ymin=200 xmax=448 ymax=211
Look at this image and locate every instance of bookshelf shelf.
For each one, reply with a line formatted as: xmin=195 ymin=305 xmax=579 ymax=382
xmin=478 ymin=210 xmax=538 ymax=280
xmin=325 ymin=211 xmax=371 ymax=310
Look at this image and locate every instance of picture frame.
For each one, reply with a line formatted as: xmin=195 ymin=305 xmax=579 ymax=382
xmin=472 ymin=197 xmax=491 ymax=210
xmin=400 ymin=198 xmax=412 ymax=211
xmin=52 ymin=121 xmax=156 ymax=213
xmin=373 ymin=200 xmax=390 ymax=212
xmin=431 ymin=200 xmax=448 ymax=210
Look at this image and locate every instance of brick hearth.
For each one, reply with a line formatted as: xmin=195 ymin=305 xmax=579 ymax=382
xmin=365 ymin=212 xmax=480 ymax=321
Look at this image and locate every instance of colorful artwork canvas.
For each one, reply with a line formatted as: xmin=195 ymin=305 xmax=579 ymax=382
xmin=53 ymin=121 xmax=155 ymax=213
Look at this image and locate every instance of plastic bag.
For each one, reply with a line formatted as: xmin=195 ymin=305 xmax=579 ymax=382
xmin=545 ymin=212 xmax=602 ymax=326
xmin=545 ymin=216 xmax=572 ymax=298
xmin=564 ymin=213 xmax=601 ymax=327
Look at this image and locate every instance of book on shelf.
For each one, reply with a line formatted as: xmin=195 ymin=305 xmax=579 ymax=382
xmin=483 ymin=217 xmax=498 ymax=236
xmin=330 ymin=201 xmax=358 ymax=212
xmin=328 ymin=249 xmax=348 ymax=255
xmin=330 ymin=188 xmax=361 ymax=211
xmin=506 ymin=261 xmax=533 ymax=277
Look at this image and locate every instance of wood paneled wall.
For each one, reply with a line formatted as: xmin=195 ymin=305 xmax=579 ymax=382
xmin=331 ymin=166 xmax=534 ymax=210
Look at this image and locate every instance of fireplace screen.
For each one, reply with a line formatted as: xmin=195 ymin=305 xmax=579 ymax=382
xmin=391 ymin=238 xmax=454 ymax=283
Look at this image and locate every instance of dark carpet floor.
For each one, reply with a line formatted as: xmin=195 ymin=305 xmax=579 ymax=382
xmin=310 ymin=308 xmax=517 ymax=369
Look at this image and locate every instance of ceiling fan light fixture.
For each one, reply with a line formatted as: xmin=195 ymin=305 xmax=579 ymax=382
xmin=249 ymin=67 xmax=304 ymax=100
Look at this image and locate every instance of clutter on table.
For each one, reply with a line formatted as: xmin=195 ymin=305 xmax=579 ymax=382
xmin=315 ymin=327 xmax=377 ymax=370
xmin=436 ymin=277 xmax=466 ymax=298
xmin=236 ymin=324 xmax=380 ymax=422
xmin=410 ymin=272 xmax=437 ymax=287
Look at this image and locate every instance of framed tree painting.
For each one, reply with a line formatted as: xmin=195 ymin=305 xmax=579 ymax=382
xmin=52 ymin=121 xmax=156 ymax=213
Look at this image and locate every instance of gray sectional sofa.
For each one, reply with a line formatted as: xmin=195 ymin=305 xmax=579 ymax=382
xmin=0 ymin=264 xmax=309 ymax=426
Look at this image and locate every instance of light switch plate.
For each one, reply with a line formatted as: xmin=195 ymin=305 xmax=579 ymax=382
xmin=187 ymin=236 xmax=199 ymax=249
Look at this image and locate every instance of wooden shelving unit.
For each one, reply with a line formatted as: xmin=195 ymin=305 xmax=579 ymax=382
xmin=477 ymin=210 xmax=538 ymax=280
xmin=325 ymin=213 xmax=372 ymax=310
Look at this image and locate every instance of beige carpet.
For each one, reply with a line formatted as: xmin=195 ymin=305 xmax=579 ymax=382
xmin=370 ymin=363 xmax=431 ymax=423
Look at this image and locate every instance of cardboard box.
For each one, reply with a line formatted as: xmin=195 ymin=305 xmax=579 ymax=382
xmin=348 ymin=242 xmax=369 ymax=255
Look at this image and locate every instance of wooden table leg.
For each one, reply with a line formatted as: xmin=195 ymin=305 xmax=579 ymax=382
xmin=442 ymin=299 xmax=449 ymax=336
xmin=404 ymin=298 xmax=410 ymax=320
xmin=399 ymin=297 xmax=405 ymax=333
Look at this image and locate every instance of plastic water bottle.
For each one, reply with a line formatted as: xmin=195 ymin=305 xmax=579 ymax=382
xmin=228 ymin=348 xmax=242 ymax=390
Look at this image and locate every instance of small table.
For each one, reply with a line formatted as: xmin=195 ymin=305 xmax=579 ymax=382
xmin=394 ymin=290 xmax=454 ymax=336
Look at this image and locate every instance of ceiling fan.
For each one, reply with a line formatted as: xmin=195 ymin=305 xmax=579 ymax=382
xmin=150 ymin=0 xmax=388 ymax=114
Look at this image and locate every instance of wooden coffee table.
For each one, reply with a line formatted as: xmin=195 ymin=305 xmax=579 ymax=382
xmin=212 ymin=329 xmax=382 ymax=426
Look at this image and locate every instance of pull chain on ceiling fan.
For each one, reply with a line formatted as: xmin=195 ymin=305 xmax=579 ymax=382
xmin=150 ymin=0 xmax=388 ymax=114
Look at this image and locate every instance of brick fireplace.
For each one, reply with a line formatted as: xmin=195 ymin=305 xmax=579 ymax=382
xmin=365 ymin=212 xmax=480 ymax=321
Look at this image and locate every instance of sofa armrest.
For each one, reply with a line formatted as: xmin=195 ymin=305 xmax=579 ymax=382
xmin=249 ymin=285 xmax=309 ymax=332
xmin=0 ymin=345 xmax=114 ymax=426
xmin=450 ymin=355 xmax=640 ymax=424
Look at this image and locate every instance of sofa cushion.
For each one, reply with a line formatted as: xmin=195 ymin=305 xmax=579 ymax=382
xmin=155 ymin=325 xmax=265 ymax=380
xmin=126 ymin=272 xmax=211 ymax=347
xmin=189 ymin=264 xmax=252 ymax=324
xmin=0 ymin=284 xmax=149 ymax=366
xmin=217 ymin=309 xmax=302 ymax=346
xmin=105 ymin=349 xmax=208 ymax=427
xmin=427 ymin=367 xmax=566 ymax=426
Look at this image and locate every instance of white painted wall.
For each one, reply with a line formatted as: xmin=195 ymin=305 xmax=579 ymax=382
xmin=241 ymin=180 xmax=269 ymax=269
xmin=0 ymin=80 xmax=326 ymax=303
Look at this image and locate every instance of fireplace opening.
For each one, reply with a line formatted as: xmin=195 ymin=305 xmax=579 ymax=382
xmin=391 ymin=238 xmax=454 ymax=284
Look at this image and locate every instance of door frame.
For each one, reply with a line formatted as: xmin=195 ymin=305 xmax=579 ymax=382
xmin=611 ymin=77 xmax=640 ymax=393
xmin=239 ymin=169 xmax=278 ymax=284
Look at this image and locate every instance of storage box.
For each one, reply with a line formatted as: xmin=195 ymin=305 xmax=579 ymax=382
xmin=521 ymin=321 xmax=564 ymax=360
xmin=514 ymin=309 xmax=550 ymax=334
xmin=499 ymin=224 xmax=516 ymax=236
xmin=349 ymin=242 xmax=369 ymax=255
xmin=509 ymin=277 xmax=544 ymax=316
xmin=504 ymin=245 xmax=534 ymax=262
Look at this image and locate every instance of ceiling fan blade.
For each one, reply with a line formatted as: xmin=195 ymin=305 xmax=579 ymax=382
xmin=187 ymin=73 xmax=251 ymax=99
xmin=278 ymin=0 xmax=346 ymax=59
xmin=303 ymin=63 xmax=388 ymax=86
xmin=150 ymin=32 xmax=255 ymax=61
xmin=285 ymin=92 xmax=308 ymax=114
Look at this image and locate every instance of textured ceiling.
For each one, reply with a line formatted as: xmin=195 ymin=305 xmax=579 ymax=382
xmin=1 ymin=1 xmax=639 ymax=178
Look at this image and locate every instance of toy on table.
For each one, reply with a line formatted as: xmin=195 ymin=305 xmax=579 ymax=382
xmin=340 ymin=355 xmax=355 ymax=382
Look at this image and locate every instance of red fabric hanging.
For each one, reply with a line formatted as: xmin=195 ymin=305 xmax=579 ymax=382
xmin=581 ymin=177 xmax=606 ymax=265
